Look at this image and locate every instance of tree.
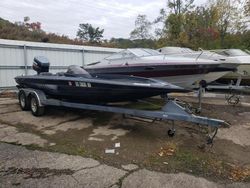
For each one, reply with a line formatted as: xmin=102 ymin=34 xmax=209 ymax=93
xmin=161 ymin=0 xmax=195 ymax=44
xmin=109 ymin=37 xmax=157 ymax=48
xmin=24 ymin=16 xmax=30 ymax=23
xmin=182 ymin=6 xmax=220 ymax=49
xmin=23 ymin=16 xmax=41 ymax=31
xmin=77 ymin=23 xmax=104 ymax=43
xmin=154 ymin=9 xmax=168 ymax=38
xmin=209 ymin=0 xmax=245 ymax=47
xmin=130 ymin=15 xmax=152 ymax=39
xmin=245 ymin=0 xmax=250 ymax=16
xmin=167 ymin=0 xmax=195 ymax=14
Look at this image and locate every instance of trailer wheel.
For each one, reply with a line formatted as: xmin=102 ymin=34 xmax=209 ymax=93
xmin=30 ymin=94 xmax=45 ymax=116
xmin=199 ymin=80 xmax=207 ymax=88
xmin=167 ymin=129 xmax=175 ymax=137
xmin=18 ymin=90 xmax=30 ymax=110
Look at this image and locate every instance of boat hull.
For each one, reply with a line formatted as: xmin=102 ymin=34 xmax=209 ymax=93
xmin=223 ymin=64 xmax=250 ymax=78
xmin=216 ymin=76 xmax=250 ymax=85
xmin=202 ymin=71 xmax=231 ymax=85
xmin=15 ymin=75 xmax=186 ymax=104
xmin=216 ymin=64 xmax=250 ymax=85
xmin=86 ymin=64 xmax=223 ymax=88
xmin=155 ymin=74 xmax=204 ymax=88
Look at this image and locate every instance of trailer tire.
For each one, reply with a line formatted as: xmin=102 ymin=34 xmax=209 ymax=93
xmin=199 ymin=80 xmax=207 ymax=88
xmin=30 ymin=94 xmax=45 ymax=116
xmin=167 ymin=129 xmax=175 ymax=137
xmin=18 ymin=90 xmax=30 ymax=110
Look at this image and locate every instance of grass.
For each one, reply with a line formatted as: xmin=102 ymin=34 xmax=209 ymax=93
xmin=172 ymin=149 xmax=211 ymax=175
xmin=145 ymin=141 xmax=230 ymax=180
xmin=48 ymin=142 xmax=86 ymax=156
xmin=146 ymin=141 xmax=250 ymax=182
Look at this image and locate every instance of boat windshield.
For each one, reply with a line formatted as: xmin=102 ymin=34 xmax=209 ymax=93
xmin=105 ymin=48 xmax=161 ymax=60
xmin=182 ymin=48 xmax=195 ymax=53
xmin=216 ymin=49 xmax=249 ymax=56
xmin=130 ymin=48 xmax=161 ymax=56
xmin=105 ymin=50 xmax=135 ymax=60
xmin=159 ymin=47 xmax=194 ymax=54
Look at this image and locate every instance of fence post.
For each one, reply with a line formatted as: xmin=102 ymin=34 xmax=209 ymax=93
xmin=82 ymin=48 xmax=85 ymax=66
xmin=23 ymin=45 xmax=28 ymax=75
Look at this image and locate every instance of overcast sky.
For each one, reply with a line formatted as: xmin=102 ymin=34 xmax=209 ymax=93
xmin=0 ymin=0 xmax=207 ymax=39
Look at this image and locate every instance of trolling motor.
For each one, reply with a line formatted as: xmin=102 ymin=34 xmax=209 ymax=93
xmin=32 ymin=56 xmax=50 ymax=74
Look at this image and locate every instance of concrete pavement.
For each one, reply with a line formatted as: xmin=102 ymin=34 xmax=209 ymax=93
xmin=0 ymin=143 xmax=249 ymax=188
xmin=1 ymin=96 xmax=250 ymax=187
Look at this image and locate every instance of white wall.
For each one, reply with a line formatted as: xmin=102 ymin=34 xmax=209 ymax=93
xmin=0 ymin=39 xmax=121 ymax=88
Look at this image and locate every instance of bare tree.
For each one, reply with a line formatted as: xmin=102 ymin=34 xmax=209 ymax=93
xmin=130 ymin=15 xmax=152 ymax=40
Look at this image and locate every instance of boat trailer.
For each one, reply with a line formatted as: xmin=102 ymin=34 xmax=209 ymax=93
xmin=191 ymin=74 xmax=250 ymax=113
xmin=18 ymin=88 xmax=229 ymax=145
xmin=206 ymin=75 xmax=250 ymax=105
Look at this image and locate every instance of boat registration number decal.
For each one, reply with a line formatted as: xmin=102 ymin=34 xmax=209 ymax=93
xmin=69 ymin=81 xmax=92 ymax=88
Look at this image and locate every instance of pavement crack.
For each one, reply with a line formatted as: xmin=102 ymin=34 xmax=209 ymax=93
xmin=0 ymin=124 xmax=9 ymax=128
xmin=70 ymin=174 xmax=83 ymax=186
xmin=0 ymin=120 xmax=17 ymax=127
xmin=1 ymin=167 xmax=74 ymax=179
xmin=74 ymin=163 xmax=101 ymax=172
xmin=115 ymin=168 xmax=141 ymax=188
xmin=69 ymin=164 xmax=102 ymax=186
xmin=0 ymin=110 xmax=21 ymax=115
xmin=40 ymin=117 xmax=83 ymax=130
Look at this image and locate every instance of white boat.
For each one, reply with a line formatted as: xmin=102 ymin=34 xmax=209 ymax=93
xmin=158 ymin=47 xmax=249 ymax=85
xmin=209 ymin=49 xmax=250 ymax=85
xmin=85 ymin=48 xmax=232 ymax=88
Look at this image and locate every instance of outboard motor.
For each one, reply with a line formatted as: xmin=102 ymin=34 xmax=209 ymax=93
xmin=33 ymin=56 xmax=50 ymax=74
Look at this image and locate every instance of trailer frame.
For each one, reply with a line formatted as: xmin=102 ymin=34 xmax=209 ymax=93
xmin=18 ymin=88 xmax=229 ymax=144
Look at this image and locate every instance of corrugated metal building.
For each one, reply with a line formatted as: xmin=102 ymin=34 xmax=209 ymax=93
xmin=0 ymin=39 xmax=121 ymax=88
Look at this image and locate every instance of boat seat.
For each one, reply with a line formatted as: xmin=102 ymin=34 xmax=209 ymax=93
xmin=40 ymin=72 xmax=53 ymax=76
xmin=66 ymin=65 xmax=92 ymax=78
xmin=56 ymin=72 xmax=65 ymax=76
